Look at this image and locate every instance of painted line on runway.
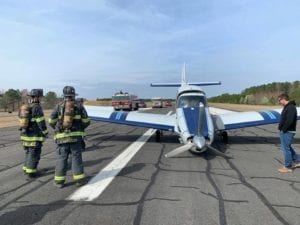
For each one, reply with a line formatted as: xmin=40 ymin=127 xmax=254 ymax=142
xmin=68 ymin=111 xmax=172 ymax=201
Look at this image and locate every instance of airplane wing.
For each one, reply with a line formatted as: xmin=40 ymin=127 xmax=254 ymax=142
xmin=85 ymin=105 xmax=176 ymax=132
xmin=210 ymin=107 xmax=300 ymax=130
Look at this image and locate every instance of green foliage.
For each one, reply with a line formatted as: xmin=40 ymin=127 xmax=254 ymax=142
xmin=209 ymin=81 xmax=300 ymax=105
xmin=0 ymin=89 xmax=60 ymax=111
xmin=0 ymin=95 xmax=9 ymax=111
xmin=5 ymin=89 xmax=21 ymax=103
xmin=209 ymin=93 xmax=242 ymax=104
xmin=0 ymin=89 xmax=22 ymax=111
xmin=96 ymin=98 xmax=111 ymax=101
xmin=43 ymin=91 xmax=58 ymax=109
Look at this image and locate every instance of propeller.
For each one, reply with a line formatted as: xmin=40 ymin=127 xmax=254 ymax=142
xmin=165 ymin=142 xmax=194 ymax=158
xmin=198 ymin=102 xmax=205 ymax=137
xmin=165 ymin=142 xmax=231 ymax=158
xmin=165 ymin=103 xmax=232 ymax=158
xmin=165 ymin=103 xmax=206 ymax=158
xmin=207 ymin=145 xmax=232 ymax=159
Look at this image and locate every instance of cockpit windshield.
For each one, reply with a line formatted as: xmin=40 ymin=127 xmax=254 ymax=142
xmin=177 ymin=95 xmax=206 ymax=108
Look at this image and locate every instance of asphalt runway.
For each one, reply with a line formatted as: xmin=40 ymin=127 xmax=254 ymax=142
xmin=0 ymin=108 xmax=299 ymax=225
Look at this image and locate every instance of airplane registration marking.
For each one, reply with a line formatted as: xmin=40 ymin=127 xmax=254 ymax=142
xmin=68 ymin=111 xmax=172 ymax=201
xmin=109 ymin=111 xmax=129 ymax=121
xmin=116 ymin=112 xmax=123 ymax=120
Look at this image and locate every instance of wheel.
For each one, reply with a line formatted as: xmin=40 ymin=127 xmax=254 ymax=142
xmin=221 ymin=131 xmax=228 ymax=143
xmin=155 ymin=130 xmax=161 ymax=142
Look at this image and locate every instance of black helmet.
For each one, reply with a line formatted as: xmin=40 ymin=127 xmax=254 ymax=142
xmin=76 ymin=97 xmax=84 ymax=104
xmin=63 ymin=86 xmax=76 ymax=97
xmin=28 ymin=89 xmax=43 ymax=97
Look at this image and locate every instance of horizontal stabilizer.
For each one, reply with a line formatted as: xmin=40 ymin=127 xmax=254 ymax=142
xmin=151 ymin=83 xmax=182 ymax=87
xmin=151 ymin=82 xmax=221 ymax=87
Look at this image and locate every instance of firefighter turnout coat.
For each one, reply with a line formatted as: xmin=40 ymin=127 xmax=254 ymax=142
xmin=20 ymin=103 xmax=48 ymax=147
xmin=48 ymin=101 xmax=90 ymax=144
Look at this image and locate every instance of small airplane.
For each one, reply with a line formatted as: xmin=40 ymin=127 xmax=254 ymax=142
xmin=85 ymin=64 xmax=300 ymax=158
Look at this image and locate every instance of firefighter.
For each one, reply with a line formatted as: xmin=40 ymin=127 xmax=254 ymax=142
xmin=19 ymin=89 xmax=48 ymax=178
xmin=48 ymin=86 xmax=90 ymax=188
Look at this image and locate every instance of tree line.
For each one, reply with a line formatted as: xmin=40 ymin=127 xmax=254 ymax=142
xmin=2 ymin=81 xmax=299 ymax=112
xmin=0 ymin=89 xmax=59 ymax=112
xmin=208 ymin=81 xmax=300 ymax=105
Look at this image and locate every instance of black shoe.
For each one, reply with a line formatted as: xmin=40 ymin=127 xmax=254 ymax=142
xmin=76 ymin=179 xmax=87 ymax=187
xmin=54 ymin=182 xmax=64 ymax=188
xmin=26 ymin=173 xmax=37 ymax=180
xmin=29 ymin=173 xmax=38 ymax=177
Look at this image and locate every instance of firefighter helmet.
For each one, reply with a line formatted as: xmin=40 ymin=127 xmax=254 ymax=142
xmin=28 ymin=89 xmax=43 ymax=97
xmin=63 ymin=86 xmax=77 ymax=97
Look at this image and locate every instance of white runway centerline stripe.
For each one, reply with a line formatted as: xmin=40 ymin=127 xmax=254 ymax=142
xmin=68 ymin=128 xmax=156 ymax=201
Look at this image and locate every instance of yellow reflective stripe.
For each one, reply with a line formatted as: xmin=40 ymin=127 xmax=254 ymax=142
xmin=22 ymin=141 xmax=37 ymax=147
xmin=81 ymin=118 xmax=90 ymax=123
xmin=22 ymin=166 xmax=27 ymax=171
xmin=35 ymin=117 xmax=45 ymax=123
xmin=55 ymin=131 xmax=84 ymax=139
xmin=21 ymin=136 xmax=45 ymax=142
xmin=31 ymin=117 xmax=45 ymax=122
xmin=26 ymin=168 xmax=37 ymax=173
xmin=73 ymin=173 xmax=85 ymax=180
xmin=74 ymin=115 xmax=81 ymax=119
xmin=48 ymin=118 xmax=58 ymax=124
xmin=54 ymin=176 xmax=66 ymax=181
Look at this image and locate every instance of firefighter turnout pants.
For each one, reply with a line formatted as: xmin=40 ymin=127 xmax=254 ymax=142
xmin=54 ymin=141 xmax=85 ymax=184
xmin=23 ymin=142 xmax=42 ymax=175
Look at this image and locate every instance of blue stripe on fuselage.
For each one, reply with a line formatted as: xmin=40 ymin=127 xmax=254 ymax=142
xmin=182 ymin=107 xmax=208 ymax=137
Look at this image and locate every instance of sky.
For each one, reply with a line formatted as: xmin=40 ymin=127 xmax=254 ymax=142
xmin=1 ymin=0 xmax=300 ymax=99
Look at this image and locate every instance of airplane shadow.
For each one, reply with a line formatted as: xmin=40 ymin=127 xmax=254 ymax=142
xmin=0 ymin=200 xmax=69 ymax=225
xmin=86 ymin=132 xmax=300 ymax=147
xmin=85 ymin=131 xmax=300 ymax=161
xmin=87 ymin=133 xmax=180 ymax=144
xmin=117 ymin=163 xmax=146 ymax=177
xmin=84 ymin=144 xmax=116 ymax=152
xmin=224 ymin=135 xmax=300 ymax=145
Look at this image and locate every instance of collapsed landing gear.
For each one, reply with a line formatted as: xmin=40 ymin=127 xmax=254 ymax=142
xmin=155 ymin=130 xmax=163 ymax=142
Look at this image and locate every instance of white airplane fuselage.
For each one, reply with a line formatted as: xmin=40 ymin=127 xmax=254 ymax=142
xmin=175 ymin=84 xmax=215 ymax=152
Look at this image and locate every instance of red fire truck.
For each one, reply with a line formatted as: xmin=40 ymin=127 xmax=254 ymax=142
xmin=111 ymin=91 xmax=139 ymax=111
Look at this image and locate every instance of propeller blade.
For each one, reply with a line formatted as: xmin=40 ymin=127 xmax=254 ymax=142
xmin=165 ymin=142 xmax=194 ymax=158
xmin=198 ymin=102 xmax=205 ymax=137
xmin=207 ymin=145 xmax=232 ymax=159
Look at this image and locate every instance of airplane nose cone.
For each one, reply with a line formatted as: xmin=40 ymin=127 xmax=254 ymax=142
xmin=193 ymin=135 xmax=206 ymax=149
